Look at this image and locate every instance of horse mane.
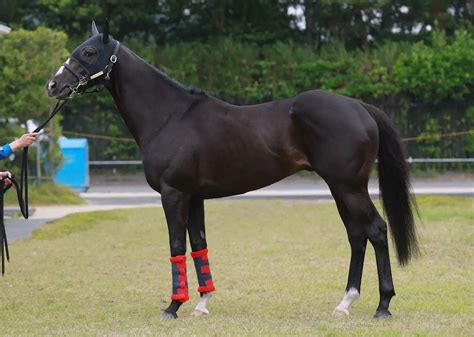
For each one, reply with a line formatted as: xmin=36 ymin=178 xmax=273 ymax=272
xmin=155 ymin=68 xmax=207 ymax=96
xmin=126 ymin=45 xmax=207 ymax=97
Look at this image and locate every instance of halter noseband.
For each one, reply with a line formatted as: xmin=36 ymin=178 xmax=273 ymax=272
xmin=62 ymin=40 xmax=121 ymax=98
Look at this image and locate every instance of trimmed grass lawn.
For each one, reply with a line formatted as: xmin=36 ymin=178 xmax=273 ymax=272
xmin=0 ymin=196 xmax=472 ymax=336
xmin=5 ymin=183 xmax=84 ymax=206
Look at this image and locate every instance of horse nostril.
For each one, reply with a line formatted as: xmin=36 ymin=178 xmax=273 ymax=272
xmin=48 ymin=81 xmax=57 ymax=91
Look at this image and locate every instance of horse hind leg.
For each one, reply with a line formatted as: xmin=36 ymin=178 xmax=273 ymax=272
xmin=330 ymin=183 xmax=395 ymax=318
xmin=367 ymin=213 xmax=396 ymax=318
xmin=333 ymin=230 xmax=366 ymax=317
xmin=330 ymin=184 xmax=369 ymax=317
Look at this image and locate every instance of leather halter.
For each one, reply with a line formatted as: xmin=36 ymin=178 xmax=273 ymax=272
xmin=62 ymin=40 xmax=120 ymax=98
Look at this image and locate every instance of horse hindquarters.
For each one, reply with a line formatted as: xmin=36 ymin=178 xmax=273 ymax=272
xmin=290 ymin=90 xmax=379 ymax=185
xmin=290 ymin=90 xmax=396 ymax=317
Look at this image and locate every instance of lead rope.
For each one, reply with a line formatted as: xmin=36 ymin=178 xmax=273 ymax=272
xmin=1 ymin=99 xmax=68 ymax=275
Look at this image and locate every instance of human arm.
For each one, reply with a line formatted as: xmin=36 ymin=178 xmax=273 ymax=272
xmin=9 ymin=133 xmax=38 ymax=152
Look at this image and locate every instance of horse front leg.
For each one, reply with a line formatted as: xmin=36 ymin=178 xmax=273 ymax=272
xmin=160 ymin=182 xmax=190 ymax=319
xmin=187 ymin=198 xmax=216 ymax=317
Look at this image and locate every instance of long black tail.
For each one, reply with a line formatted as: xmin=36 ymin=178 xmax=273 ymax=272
xmin=362 ymin=102 xmax=419 ymax=266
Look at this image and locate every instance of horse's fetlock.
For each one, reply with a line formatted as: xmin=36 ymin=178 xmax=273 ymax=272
xmin=380 ymin=285 xmax=395 ymax=299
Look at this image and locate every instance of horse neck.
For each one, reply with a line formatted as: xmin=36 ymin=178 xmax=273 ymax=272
xmin=108 ymin=46 xmax=194 ymax=147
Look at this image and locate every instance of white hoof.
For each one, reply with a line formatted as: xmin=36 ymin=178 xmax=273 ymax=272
xmin=333 ymin=307 xmax=349 ymax=317
xmin=191 ymin=308 xmax=209 ymax=317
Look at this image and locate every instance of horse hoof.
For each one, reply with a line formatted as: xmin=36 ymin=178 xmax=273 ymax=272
xmin=332 ymin=308 xmax=349 ymax=318
xmin=374 ymin=310 xmax=392 ymax=319
xmin=161 ymin=311 xmax=178 ymax=319
xmin=191 ymin=308 xmax=209 ymax=317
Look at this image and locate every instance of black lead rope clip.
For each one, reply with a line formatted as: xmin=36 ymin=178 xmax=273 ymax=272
xmin=1 ymin=99 xmax=69 ymax=275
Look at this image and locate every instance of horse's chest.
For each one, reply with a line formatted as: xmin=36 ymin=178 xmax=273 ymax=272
xmin=141 ymin=142 xmax=197 ymax=191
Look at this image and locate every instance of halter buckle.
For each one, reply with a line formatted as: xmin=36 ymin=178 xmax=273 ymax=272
xmin=79 ymin=77 xmax=88 ymax=85
xmin=110 ymin=55 xmax=117 ymax=63
xmin=69 ymin=87 xmax=78 ymax=98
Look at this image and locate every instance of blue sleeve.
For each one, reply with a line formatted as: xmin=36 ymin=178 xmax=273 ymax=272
xmin=0 ymin=144 xmax=13 ymax=160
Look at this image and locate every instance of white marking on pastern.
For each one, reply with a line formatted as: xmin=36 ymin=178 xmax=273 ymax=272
xmin=191 ymin=292 xmax=212 ymax=317
xmin=333 ymin=287 xmax=360 ymax=317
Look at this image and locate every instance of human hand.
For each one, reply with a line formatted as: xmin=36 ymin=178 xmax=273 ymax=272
xmin=0 ymin=171 xmax=12 ymax=186
xmin=10 ymin=133 xmax=38 ymax=151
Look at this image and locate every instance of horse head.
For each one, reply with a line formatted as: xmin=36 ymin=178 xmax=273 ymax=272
xmin=47 ymin=20 xmax=120 ymax=100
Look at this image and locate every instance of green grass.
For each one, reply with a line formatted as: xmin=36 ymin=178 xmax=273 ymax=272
xmin=0 ymin=196 xmax=472 ymax=336
xmin=4 ymin=183 xmax=85 ymax=206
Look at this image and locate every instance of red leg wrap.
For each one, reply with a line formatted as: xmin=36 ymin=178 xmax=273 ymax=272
xmin=170 ymin=255 xmax=189 ymax=302
xmin=191 ymin=248 xmax=216 ymax=293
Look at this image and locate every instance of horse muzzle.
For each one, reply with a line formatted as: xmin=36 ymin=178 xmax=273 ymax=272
xmin=47 ymin=80 xmax=74 ymax=100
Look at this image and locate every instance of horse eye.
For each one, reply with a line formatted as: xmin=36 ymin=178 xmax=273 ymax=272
xmin=83 ymin=49 xmax=96 ymax=57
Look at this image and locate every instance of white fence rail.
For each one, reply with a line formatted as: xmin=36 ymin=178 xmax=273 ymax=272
xmin=89 ymin=158 xmax=474 ymax=166
xmin=406 ymin=157 xmax=474 ymax=163
xmin=90 ymin=160 xmax=142 ymax=165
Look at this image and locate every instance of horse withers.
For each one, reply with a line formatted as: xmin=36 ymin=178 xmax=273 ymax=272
xmin=47 ymin=21 xmax=418 ymax=319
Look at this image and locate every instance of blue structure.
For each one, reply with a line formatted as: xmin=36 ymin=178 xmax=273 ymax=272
xmin=54 ymin=137 xmax=89 ymax=191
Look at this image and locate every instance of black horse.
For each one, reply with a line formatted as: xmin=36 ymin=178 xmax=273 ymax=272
xmin=47 ymin=21 xmax=418 ymax=319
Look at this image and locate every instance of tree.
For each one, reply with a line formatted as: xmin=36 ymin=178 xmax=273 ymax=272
xmin=297 ymin=0 xmax=474 ymax=50
xmin=0 ymin=27 xmax=68 ymax=175
xmin=0 ymin=0 xmax=32 ymax=25
xmin=0 ymin=27 xmax=68 ymax=122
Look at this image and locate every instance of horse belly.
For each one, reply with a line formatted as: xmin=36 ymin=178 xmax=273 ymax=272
xmin=196 ymin=144 xmax=309 ymax=198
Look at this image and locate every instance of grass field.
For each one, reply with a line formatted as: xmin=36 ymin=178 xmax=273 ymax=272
xmin=0 ymin=196 xmax=472 ymax=336
xmin=4 ymin=183 xmax=84 ymax=206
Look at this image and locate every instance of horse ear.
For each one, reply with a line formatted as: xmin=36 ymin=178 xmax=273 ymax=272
xmin=102 ymin=18 xmax=109 ymax=44
xmin=91 ymin=20 xmax=99 ymax=36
